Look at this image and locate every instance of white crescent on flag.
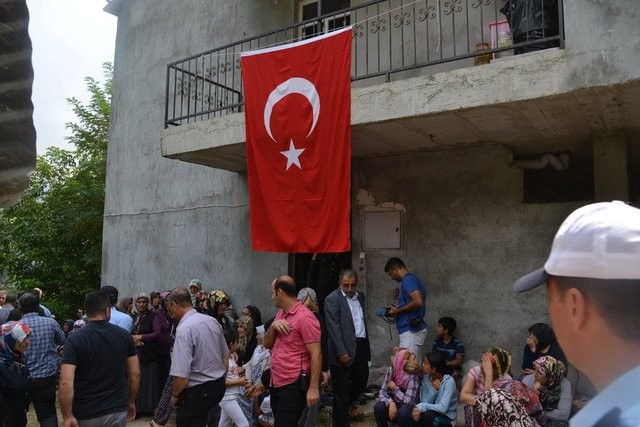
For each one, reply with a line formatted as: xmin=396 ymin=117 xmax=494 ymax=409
xmin=263 ymin=77 xmax=320 ymax=142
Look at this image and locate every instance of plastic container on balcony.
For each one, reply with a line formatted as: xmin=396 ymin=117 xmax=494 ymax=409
xmin=489 ymin=20 xmax=513 ymax=59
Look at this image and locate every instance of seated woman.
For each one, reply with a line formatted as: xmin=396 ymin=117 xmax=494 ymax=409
xmin=476 ymin=388 xmax=534 ymax=427
xmin=522 ymin=323 xmax=567 ymax=376
xmin=460 ymin=347 xmax=513 ymax=427
xmin=406 ymin=352 xmax=457 ymax=427
xmin=374 ymin=347 xmax=420 ymax=427
xmin=522 ymin=356 xmax=572 ymax=427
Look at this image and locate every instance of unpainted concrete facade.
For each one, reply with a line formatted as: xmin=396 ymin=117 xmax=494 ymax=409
xmin=104 ymin=0 xmax=640 ymax=371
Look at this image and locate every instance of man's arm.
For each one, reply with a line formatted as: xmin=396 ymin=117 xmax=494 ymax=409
xmin=263 ymin=318 xmax=290 ymax=349
xmin=171 ymin=376 xmax=190 ymax=408
xmin=59 ymin=364 xmax=78 ymax=427
xmin=324 ymin=294 xmax=348 ymax=363
xmin=389 ymin=289 xmax=423 ymax=315
xmin=447 ymin=354 xmax=465 ymax=368
xmin=263 ymin=322 xmax=277 ymax=349
xmin=305 ymin=341 xmax=321 ymax=407
xmin=126 ymin=354 xmax=140 ymax=421
xmin=53 ymin=321 xmax=66 ymax=345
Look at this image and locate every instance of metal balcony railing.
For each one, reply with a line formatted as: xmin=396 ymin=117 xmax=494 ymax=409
xmin=165 ymin=0 xmax=564 ymax=128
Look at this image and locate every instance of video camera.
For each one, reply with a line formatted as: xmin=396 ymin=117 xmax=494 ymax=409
xmin=375 ymin=305 xmax=396 ymax=323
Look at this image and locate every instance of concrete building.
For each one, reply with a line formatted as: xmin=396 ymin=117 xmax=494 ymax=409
xmin=103 ymin=0 xmax=639 ymax=369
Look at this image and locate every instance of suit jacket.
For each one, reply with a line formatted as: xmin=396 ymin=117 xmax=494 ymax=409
xmin=324 ymin=288 xmax=371 ymax=367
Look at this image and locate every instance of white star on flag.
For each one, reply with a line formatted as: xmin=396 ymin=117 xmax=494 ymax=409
xmin=280 ymin=139 xmax=305 ymax=171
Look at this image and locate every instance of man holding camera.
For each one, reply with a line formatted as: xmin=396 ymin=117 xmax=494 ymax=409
xmin=384 ymin=257 xmax=427 ymax=360
xmin=263 ymin=275 xmax=321 ymax=427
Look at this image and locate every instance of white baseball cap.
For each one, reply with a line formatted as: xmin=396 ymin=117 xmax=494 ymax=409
xmin=513 ymin=201 xmax=640 ymax=292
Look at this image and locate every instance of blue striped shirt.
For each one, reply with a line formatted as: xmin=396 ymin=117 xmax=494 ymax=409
xmin=21 ymin=312 xmax=65 ymax=378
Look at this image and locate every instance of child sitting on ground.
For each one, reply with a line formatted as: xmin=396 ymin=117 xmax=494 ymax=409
xmin=406 ymin=352 xmax=458 ymax=427
xmin=431 ymin=316 xmax=465 ymax=382
xmin=219 ymin=328 xmax=250 ymax=427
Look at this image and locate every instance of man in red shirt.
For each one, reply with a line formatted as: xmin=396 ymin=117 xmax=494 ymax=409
xmin=263 ymin=275 xmax=321 ymax=426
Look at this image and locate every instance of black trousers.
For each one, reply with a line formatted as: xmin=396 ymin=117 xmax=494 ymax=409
xmin=330 ymin=338 xmax=370 ymax=427
xmin=26 ymin=376 xmax=58 ymax=427
xmin=270 ymin=378 xmax=306 ymax=427
xmin=175 ymin=378 xmax=225 ymax=427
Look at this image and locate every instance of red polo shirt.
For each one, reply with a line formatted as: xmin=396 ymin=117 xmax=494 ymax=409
xmin=271 ymin=301 xmax=321 ymax=387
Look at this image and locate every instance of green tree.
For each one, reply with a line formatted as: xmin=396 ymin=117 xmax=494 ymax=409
xmin=0 ymin=63 xmax=112 ymax=319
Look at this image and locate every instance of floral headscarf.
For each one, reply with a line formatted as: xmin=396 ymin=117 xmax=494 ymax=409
xmin=160 ymin=290 xmax=171 ymax=305
xmin=533 ymin=356 xmax=566 ymax=411
xmin=494 ymin=378 xmax=543 ymax=419
xmin=135 ymin=292 xmax=149 ymax=302
xmin=0 ymin=321 xmax=32 ymax=361
xmin=243 ymin=305 xmax=262 ymax=326
xmin=73 ymin=319 xmax=86 ymax=330
xmin=195 ymin=290 xmax=208 ymax=306
xmin=476 ymin=387 xmax=533 ymax=427
xmin=489 ymin=347 xmax=513 ymax=378
xmin=237 ymin=315 xmax=256 ymax=357
xmin=390 ymin=348 xmax=418 ymax=390
xmin=208 ymin=290 xmax=229 ymax=306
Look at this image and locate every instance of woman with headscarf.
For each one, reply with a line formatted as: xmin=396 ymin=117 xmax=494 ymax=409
xmin=296 ymin=287 xmax=330 ymax=427
xmin=374 ymin=347 xmax=420 ymax=427
xmin=523 ymin=356 xmax=572 ymax=426
xmin=238 ymin=327 xmax=271 ymax=425
xmin=155 ymin=290 xmax=174 ymax=386
xmin=62 ymin=319 xmax=75 ymax=337
xmin=460 ymin=347 xmax=514 ymax=427
xmin=522 ymin=323 xmax=567 ymax=376
xmin=205 ymin=290 xmax=235 ymax=331
xmin=236 ymin=315 xmax=257 ymax=366
xmin=241 ymin=304 xmax=263 ymax=333
xmin=476 ymin=388 xmax=534 ymax=427
xmin=131 ymin=292 xmax=161 ymax=416
xmin=195 ymin=290 xmax=208 ymax=314
xmin=150 ymin=290 xmax=178 ymax=427
xmin=0 ymin=321 xmax=32 ymax=427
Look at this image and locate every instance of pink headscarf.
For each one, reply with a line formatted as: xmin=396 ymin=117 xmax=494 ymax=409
xmin=390 ymin=348 xmax=417 ymax=390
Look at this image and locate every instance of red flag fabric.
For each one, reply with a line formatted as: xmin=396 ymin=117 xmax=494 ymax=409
xmin=241 ymin=27 xmax=352 ymax=253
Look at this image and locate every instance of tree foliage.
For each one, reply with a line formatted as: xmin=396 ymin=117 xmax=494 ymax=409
xmin=0 ymin=63 xmax=112 ymax=319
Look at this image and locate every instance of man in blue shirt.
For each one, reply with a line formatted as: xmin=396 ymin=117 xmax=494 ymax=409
xmin=101 ymin=285 xmax=134 ymax=333
xmin=19 ymin=291 xmax=65 ymax=427
xmin=384 ymin=257 xmax=427 ymax=361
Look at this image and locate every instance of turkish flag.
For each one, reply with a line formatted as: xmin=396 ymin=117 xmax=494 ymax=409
xmin=241 ymin=27 xmax=352 ymax=253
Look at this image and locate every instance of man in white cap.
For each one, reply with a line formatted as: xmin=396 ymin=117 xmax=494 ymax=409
xmin=513 ymin=201 xmax=640 ymax=426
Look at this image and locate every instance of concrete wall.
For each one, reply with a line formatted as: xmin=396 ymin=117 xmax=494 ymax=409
xmin=352 ymin=145 xmax=581 ymax=369
xmin=103 ymin=0 xmax=296 ymax=315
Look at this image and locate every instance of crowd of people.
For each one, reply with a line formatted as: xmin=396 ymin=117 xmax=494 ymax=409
xmin=0 ymin=201 xmax=639 ymax=427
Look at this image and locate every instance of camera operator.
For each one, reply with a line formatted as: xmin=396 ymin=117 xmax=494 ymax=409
xmin=384 ymin=258 xmax=427 ymax=360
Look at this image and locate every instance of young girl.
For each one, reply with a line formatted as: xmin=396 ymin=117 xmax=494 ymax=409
xmin=407 ymin=352 xmax=457 ymax=427
xmin=374 ymin=347 xmax=420 ymax=427
xmin=460 ymin=347 xmax=513 ymax=427
xmin=219 ymin=329 xmax=250 ymax=427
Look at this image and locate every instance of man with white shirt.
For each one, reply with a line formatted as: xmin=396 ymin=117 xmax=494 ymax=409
xmin=101 ymin=285 xmax=133 ymax=333
xmin=513 ymin=201 xmax=640 ymax=427
xmin=324 ymin=269 xmax=370 ymax=427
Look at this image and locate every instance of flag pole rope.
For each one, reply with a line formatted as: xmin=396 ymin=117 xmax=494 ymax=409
xmin=187 ymin=0 xmax=428 ymax=60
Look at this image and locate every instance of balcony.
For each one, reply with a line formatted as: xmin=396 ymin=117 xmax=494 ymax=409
xmin=164 ymin=0 xmax=564 ymax=128
xmin=160 ymin=0 xmax=640 ymax=174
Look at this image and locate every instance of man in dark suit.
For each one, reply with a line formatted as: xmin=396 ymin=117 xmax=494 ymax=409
xmin=324 ymin=268 xmax=371 ymax=427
